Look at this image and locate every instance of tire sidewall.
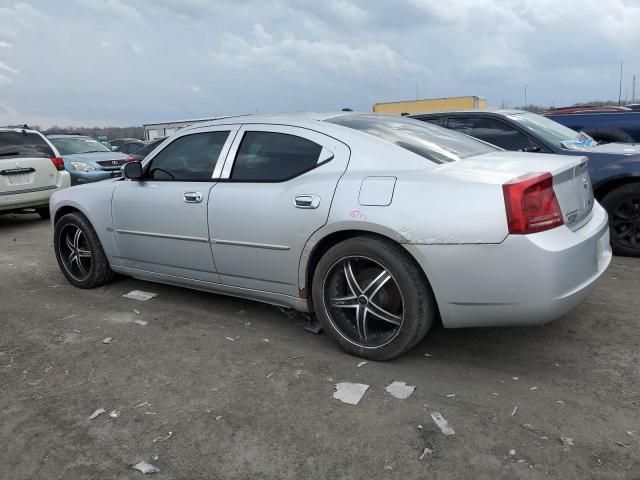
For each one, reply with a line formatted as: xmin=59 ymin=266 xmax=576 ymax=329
xmin=312 ymin=236 xmax=434 ymax=360
xmin=601 ymin=184 xmax=640 ymax=257
xmin=54 ymin=213 xmax=105 ymax=288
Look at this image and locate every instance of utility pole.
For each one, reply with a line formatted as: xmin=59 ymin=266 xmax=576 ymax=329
xmin=523 ymin=84 xmax=528 ymax=109
xmin=416 ymin=82 xmax=419 ymax=101
xmin=633 ymin=75 xmax=637 ymax=103
xmin=618 ymin=60 xmax=623 ymax=105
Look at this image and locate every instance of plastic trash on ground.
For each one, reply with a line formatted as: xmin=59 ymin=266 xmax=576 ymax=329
xmin=123 ymin=290 xmax=157 ymax=301
xmin=132 ymin=461 xmax=160 ymax=474
xmin=333 ymin=382 xmax=369 ymax=405
xmin=385 ymin=381 xmax=415 ymax=399
xmin=431 ymin=412 xmax=455 ymax=435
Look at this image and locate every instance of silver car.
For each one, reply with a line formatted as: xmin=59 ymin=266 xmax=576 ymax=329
xmin=49 ymin=113 xmax=612 ymax=360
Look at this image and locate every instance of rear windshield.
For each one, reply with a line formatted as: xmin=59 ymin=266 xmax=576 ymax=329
xmin=49 ymin=136 xmax=112 ymax=155
xmin=326 ymin=114 xmax=498 ymax=163
xmin=0 ymin=131 xmax=55 ymax=159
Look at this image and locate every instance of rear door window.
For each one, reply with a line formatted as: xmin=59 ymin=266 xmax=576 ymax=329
xmin=0 ymin=131 xmax=54 ymax=159
xmin=231 ymin=132 xmax=323 ymax=182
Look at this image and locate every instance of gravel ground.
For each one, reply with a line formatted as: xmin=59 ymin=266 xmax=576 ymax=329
xmin=1 ymin=213 xmax=639 ymax=479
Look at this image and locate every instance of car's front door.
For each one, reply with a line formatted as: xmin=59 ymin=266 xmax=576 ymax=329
xmin=209 ymin=124 xmax=350 ymax=296
xmin=111 ymin=126 xmax=237 ymax=283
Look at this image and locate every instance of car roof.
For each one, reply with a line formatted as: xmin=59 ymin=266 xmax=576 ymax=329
xmin=46 ymin=133 xmax=89 ymax=138
xmin=0 ymin=127 xmax=43 ymax=135
xmin=181 ymin=111 xmax=359 ymax=131
xmin=412 ymin=108 xmax=525 ymax=117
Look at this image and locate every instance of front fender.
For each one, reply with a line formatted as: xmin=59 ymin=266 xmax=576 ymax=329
xmin=50 ymin=182 xmax=121 ymax=261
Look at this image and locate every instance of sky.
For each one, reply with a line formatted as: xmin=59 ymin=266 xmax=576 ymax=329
xmin=1 ymin=0 xmax=640 ymax=127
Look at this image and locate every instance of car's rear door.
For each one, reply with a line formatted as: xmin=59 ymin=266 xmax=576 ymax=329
xmin=111 ymin=126 xmax=237 ymax=283
xmin=0 ymin=130 xmax=60 ymax=195
xmin=208 ymin=124 xmax=350 ymax=296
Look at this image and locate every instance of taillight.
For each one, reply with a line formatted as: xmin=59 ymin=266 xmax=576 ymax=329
xmin=50 ymin=156 xmax=65 ymax=171
xmin=502 ymin=172 xmax=564 ymax=234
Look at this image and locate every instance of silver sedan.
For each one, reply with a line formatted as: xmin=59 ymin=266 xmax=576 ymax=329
xmin=49 ymin=113 xmax=611 ymax=360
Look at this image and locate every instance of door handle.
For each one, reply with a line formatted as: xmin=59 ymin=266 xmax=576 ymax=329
xmin=294 ymin=195 xmax=320 ymax=209
xmin=183 ymin=191 xmax=203 ymax=203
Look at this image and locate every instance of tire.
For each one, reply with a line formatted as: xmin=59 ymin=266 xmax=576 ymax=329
xmin=601 ymin=184 xmax=640 ymax=257
xmin=36 ymin=207 xmax=50 ymax=220
xmin=311 ymin=236 xmax=435 ymax=360
xmin=54 ymin=212 xmax=116 ymax=288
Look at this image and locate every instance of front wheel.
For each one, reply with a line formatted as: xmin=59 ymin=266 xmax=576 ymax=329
xmin=312 ymin=236 xmax=435 ymax=360
xmin=54 ymin=212 xmax=115 ymax=288
xmin=601 ymin=184 xmax=640 ymax=257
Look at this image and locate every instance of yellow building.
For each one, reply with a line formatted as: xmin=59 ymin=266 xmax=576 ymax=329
xmin=373 ymin=96 xmax=486 ymax=115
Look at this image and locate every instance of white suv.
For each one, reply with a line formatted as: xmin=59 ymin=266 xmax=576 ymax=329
xmin=0 ymin=127 xmax=71 ymax=219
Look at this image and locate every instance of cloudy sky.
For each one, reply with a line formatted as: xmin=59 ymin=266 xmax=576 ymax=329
xmin=1 ymin=0 xmax=639 ymax=127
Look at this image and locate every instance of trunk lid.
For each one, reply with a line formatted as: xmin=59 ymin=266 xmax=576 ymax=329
xmin=435 ymin=151 xmax=594 ymax=231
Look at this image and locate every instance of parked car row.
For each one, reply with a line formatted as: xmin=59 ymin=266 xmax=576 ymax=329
xmin=49 ymin=112 xmax=612 ymax=360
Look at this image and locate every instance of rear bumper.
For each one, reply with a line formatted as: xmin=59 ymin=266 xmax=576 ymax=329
xmin=404 ymin=202 xmax=612 ymax=328
xmin=0 ymin=171 xmax=71 ymax=212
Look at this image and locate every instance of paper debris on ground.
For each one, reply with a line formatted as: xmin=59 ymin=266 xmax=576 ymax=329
xmin=215 ymin=415 xmax=222 ymax=420
xmin=109 ymin=410 xmax=120 ymax=418
xmin=266 ymin=372 xmax=274 ymax=378
xmin=512 ymin=376 xmax=519 ymax=380
xmin=509 ymin=449 xmax=516 ymax=456
xmin=559 ymin=436 xmax=575 ymax=447
xmin=134 ymin=319 xmax=148 ymax=326
xmin=123 ymin=290 xmax=157 ymax=301
xmin=511 ymin=406 xmax=518 ymax=416
xmin=225 ymin=337 xmax=235 ymax=341
xmin=424 ymin=353 xmax=433 ymax=357
xmin=135 ymin=401 xmax=150 ymax=408
xmin=153 ymin=431 xmax=173 ymax=443
xmin=385 ymin=381 xmax=415 ymax=399
xmin=262 ymin=338 xmax=269 ymax=342
xmin=89 ymin=408 xmax=106 ymax=420
xmin=133 ymin=309 xmax=141 ymax=314
xmin=419 ymin=447 xmax=433 ymax=460
xmin=357 ymin=361 xmax=368 ymax=368
xmin=102 ymin=337 xmax=113 ymax=344
xmin=334 ymin=382 xmax=369 ymax=405
xmin=132 ymin=461 xmax=160 ymax=474
xmin=445 ymin=394 xmax=456 ymax=398
xmin=431 ymin=412 xmax=455 ymax=435
xmin=529 ymin=386 xmax=538 ymax=391
xmin=616 ymin=442 xmax=631 ymax=449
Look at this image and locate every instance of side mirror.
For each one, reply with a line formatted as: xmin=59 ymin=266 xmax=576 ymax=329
xmin=123 ymin=161 xmax=143 ymax=180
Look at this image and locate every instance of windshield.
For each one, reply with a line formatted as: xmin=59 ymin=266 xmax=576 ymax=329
xmin=326 ymin=114 xmax=498 ymax=163
xmin=49 ymin=136 xmax=113 ymax=155
xmin=507 ymin=112 xmax=585 ymax=148
xmin=134 ymin=139 xmax=164 ymax=157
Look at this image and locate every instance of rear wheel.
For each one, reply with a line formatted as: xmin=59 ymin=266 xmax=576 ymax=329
xmin=312 ymin=236 xmax=435 ymax=360
xmin=601 ymin=184 xmax=640 ymax=257
xmin=54 ymin=212 xmax=115 ymax=288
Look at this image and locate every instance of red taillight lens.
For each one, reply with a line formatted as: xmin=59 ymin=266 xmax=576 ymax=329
xmin=502 ymin=172 xmax=564 ymax=234
xmin=50 ymin=156 xmax=65 ymax=171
